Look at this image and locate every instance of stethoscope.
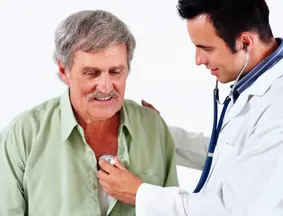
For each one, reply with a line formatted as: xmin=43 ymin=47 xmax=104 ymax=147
xmin=215 ymin=45 xmax=250 ymax=105
xmin=99 ymin=46 xmax=250 ymax=193
xmin=193 ymin=45 xmax=250 ymax=193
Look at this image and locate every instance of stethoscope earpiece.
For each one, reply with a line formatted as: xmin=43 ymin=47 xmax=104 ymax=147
xmin=243 ymin=44 xmax=248 ymax=53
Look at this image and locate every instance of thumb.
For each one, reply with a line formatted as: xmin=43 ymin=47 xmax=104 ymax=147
xmin=114 ymin=156 xmax=128 ymax=171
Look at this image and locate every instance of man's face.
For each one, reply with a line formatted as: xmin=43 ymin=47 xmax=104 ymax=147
xmin=187 ymin=15 xmax=246 ymax=83
xmin=60 ymin=43 xmax=129 ymax=123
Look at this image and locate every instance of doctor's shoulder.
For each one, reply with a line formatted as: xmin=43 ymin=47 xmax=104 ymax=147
xmin=247 ymin=75 xmax=283 ymax=138
xmin=258 ymin=74 xmax=283 ymax=116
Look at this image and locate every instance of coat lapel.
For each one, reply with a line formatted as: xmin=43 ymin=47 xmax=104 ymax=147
xmin=221 ymin=92 xmax=251 ymax=129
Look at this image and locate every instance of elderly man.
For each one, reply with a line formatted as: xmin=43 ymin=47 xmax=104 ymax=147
xmin=0 ymin=10 xmax=178 ymax=216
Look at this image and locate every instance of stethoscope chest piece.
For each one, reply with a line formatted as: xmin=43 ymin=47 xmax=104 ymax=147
xmin=99 ymin=154 xmax=115 ymax=165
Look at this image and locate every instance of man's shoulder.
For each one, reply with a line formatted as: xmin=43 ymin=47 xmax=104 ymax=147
xmin=122 ymin=99 xmax=170 ymax=135
xmin=123 ymin=99 xmax=161 ymax=121
xmin=0 ymin=96 xmax=61 ymax=137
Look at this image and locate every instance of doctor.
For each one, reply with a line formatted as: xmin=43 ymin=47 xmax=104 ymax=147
xmin=97 ymin=0 xmax=283 ymax=215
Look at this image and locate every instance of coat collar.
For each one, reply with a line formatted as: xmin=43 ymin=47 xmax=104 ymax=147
xmin=222 ymin=47 xmax=283 ymax=127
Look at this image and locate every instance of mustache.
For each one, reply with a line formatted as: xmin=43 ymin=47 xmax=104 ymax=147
xmin=86 ymin=90 xmax=119 ymax=100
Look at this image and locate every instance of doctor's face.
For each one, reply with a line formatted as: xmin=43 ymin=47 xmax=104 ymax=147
xmin=59 ymin=43 xmax=129 ymax=123
xmin=186 ymin=15 xmax=247 ymax=83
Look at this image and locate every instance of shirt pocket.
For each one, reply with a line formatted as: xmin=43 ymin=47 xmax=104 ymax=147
xmin=219 ymin=140 xmax=243 ymax=157
xmin=218 ymin=141 xmax=243 ymax=164
xmin=206 ymin=141 xmax=244 ymax=190
xmin=216 ymin=140 xmax=244 ymax=173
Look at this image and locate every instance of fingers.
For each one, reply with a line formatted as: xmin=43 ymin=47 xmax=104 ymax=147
xmin=98 ymin=179 xmax=112 ymax=194
xmin=114 ymin=156 xmax=128 ymax=171
xmin=141 ymin=99 xmax=150 ymax=106
xmin=96 ymin=168 xmax=109 ymax=180
xmin=98 ymin=158 xmax=116 ymax=174
xmin=141 ymin=100 xmax=153 ymax=108
xmin=96 ymin=169 xmax=116 ymax=195
xmin=141 ymin=100 xmax=160 ymax=114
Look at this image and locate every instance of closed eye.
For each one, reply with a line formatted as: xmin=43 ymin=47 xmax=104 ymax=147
xmin=109 ymin=71 xmax=121 ymax=75
xmin=196 ymin=45 xmax=214 ymax=52
xmin=84 ymin=71 xmax=101 ymax=78
xmin=202 ymin=47 xmax=214 ymax=52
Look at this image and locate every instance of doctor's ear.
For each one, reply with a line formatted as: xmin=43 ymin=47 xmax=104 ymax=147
xmin=239 ymin=33 xmax=255 ymax=52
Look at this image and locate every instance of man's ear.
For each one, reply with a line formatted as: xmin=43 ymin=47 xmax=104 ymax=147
xmin=58 ymin=60 xmax=70 ymax=85
xmin=239 ymin=32 xmax=255 ymax=52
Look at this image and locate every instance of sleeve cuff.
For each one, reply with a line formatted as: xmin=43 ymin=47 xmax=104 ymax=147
xmin=136 ymin=183 xmax=190 ymax=216
xmin=136 ymin=183 xmax=163 ymax=215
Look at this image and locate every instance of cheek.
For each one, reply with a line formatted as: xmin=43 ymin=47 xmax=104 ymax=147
xmin=69 ymin=80 xmax=94 ymax=101
xmin=74 ymin=79 xmax=94 ymax=91
xmin=203 ymin=51 xmax=218 ymax=64
xmin=226 ymin=56 xmax=240 ymax=71
xmin=213 ymin=53 xmax=232 ymax=69
xmin=113 ymin=80 xmax=127 ymax=94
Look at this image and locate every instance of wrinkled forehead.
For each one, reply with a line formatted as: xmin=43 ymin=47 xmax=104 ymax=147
xmin=72 ymin=44 xmax=129 ymax=71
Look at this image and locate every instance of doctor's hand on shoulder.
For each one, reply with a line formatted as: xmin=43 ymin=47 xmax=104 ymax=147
xmin=141 ymin=100 xmax=160 ymax=114
xmin=96 ymin=157 xmax=144 ymax=206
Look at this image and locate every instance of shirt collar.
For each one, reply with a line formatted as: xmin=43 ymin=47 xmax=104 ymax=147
xmin=60 ymin=88 xmax=78 ymax=143
xmin=60 ymin=88 xmax=134 ymax=143
xmin=118 ymin=102 xmax=135 ymax=140
xmin=233 ymin=37 xmax=283 ymax=101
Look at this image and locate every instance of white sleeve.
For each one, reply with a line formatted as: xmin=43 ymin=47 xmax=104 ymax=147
xmin=136 ymin=113 xmax=283 ymax=215
xmin=136 ymin=130 xmax=283 ymax=216
xmin=168 ymin=126 xmax=209 ymax=170
xmin=136 ymin=183 xmax=229 ymax=216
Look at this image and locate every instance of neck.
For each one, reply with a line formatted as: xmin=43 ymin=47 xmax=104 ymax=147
xmin=258 ymin=38 xmax=278 ymax=62
xmin=247 ymin=38 xmax=278 ymax=72
xmin=84 ymin=112 xmax=119 ymax=131
xmin=77 ymin=112 xmax=120 ymax=160
xmin=76 ymin=112 xmax=120 ymax=133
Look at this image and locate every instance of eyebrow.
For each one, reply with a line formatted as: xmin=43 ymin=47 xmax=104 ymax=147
xmin=109 ymin=65 xmax=126 ymax=70
xmin=81 ymin=65 xmax=126 ymax=71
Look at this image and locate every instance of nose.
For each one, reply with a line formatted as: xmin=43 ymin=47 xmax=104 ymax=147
xmin=95 ymin=73 xmax=113 ymax=93
xmin=195 ymin=48 xmax=208 ymax=66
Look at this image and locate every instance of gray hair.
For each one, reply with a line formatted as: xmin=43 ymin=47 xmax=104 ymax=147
xmin=53 ymin=10 xmax=136 ymax=70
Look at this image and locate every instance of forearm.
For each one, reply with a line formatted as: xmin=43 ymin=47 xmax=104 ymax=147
xmin=169 ymin=126 xmax=209 ymax=170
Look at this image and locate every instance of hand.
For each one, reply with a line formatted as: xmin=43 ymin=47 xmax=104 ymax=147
xmin=141 ymin=100 xmax=160 ymax=114
xmin=96 ymin=156 xmax=144 ymax=205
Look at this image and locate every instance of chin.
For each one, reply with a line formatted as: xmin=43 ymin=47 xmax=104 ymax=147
xmin=217 ymin=77 xmax=233 ymax=84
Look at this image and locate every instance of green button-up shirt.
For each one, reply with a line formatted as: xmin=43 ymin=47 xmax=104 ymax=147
xmin=0 ymin=89 xmax=178 ymax=216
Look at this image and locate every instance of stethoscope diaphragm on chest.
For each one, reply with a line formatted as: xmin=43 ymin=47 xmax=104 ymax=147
xmin=99 ymin=154 xmax=115 ymax=165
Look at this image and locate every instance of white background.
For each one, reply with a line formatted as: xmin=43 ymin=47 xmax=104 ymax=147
xmin=0 ymin=0 xmax=282 ymax=192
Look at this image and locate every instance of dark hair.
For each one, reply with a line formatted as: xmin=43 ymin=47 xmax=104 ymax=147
xmin=177 ymin=0 xmax=274 ymax=52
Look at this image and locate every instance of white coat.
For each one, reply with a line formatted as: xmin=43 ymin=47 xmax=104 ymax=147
xmin=136 ymin=59 xmax=283 ymax=216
